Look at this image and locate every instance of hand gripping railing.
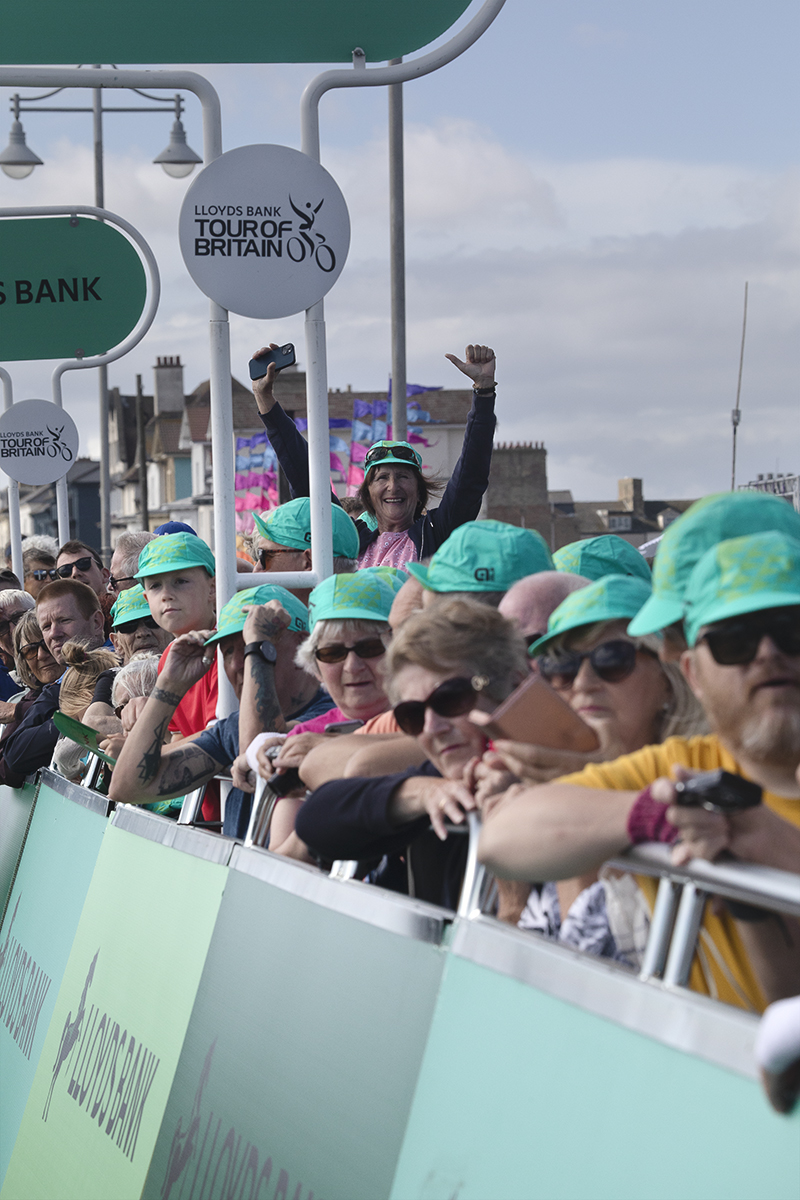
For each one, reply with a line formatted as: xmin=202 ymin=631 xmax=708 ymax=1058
xmin=606 ymin=843 xmax=800 ymax=988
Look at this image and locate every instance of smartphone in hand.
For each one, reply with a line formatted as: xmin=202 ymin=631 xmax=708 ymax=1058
xmin=249 ymin=343 xmax=296 ymax=380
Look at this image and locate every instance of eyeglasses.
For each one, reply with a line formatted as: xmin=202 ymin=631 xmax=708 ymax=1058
xmin=364 ymin=444 xmax=422 ymax=469
xmin=114 ymin=699 xmax=130 ymax=719
xmin=699 ymin=608 xmax=800 ymax=666
xmin=57 ymin=555 xmax=98 ymax=579
xmin=20 ymin=639 xmax=47 ymax=661
xmin=315 ymin=637 xmax=387 ymax=664
xmin=114 ymin=616 xmax=159 ymax=635
xmin=31 ymin=568 xmax=58 ymax=582
xmin=258 ymin=548 xmax=300 ymax=570
xmin=0 ymin=611 xmax=27 ymax=637
xmin=393 ymin=675 xmax=490 ymax=737
xmin=538 ymin=639 xmax=647 ymax=688
xmin=109 ymin=575 xmax=136 ymax=590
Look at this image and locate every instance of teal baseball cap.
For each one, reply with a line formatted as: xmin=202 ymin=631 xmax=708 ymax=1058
xmin=628 ymin=491 xmax=800 ymax=637
xmin=683 ymin=531 xmax=800 ymax=647
xmin=252 ymin=498 xmax=359 ymax=559
xmin=204 ymin=585 xmax=309 ymax=646
xmin=308 ymin=571 xmax=400 ymax=630
xmin=530 ymin=574 xmax=653 ymax=655
xmin=406 ymin=520 xmax=553 ymax=594
xmin=110 ymin=584 xmax=151 ymax=629
xmin=364 ymin=440 xmax=423 ymax=476
xmin=135 ymin=532 xmax=215 ymax=580
xmin=554 ymin=535 xmax=651 ymax=583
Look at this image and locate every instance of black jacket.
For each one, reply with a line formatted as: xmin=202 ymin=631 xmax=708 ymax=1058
xmin=296 ymin=761 xmax=468 ymax=910
xmin=1 ymin=681 xmax=60 ymax=783
xmin=259 ymin=391 xmax=496 ymax=560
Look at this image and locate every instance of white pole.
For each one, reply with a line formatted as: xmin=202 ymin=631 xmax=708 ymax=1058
xmin=0 ymin=370 xmax=23 ymax=580
xmin=303 ymin=299 xmax=335 ymax=583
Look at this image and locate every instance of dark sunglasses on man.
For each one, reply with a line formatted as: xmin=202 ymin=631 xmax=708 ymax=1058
xmin=114 ymin=616 xmax=160 ymax=635
xmin=0 ymin=610 xmax=28 ymax=638
xmin=31 ymin=568 xmax=59 ymax=582
xmin=393 ymin=674 xmax=491 ymax=737
xmin=109 ymin=574 xmax=137 ymax=591
xmin=698 ymin=607 xmax=800 ymax=666
xmin=56 ymin=555 xmax=98 ymax=579
xmin=257 ymin=548 xmax=300 ymax=571
xmin=314 ymin=637 xmax=387 ymax=664
xmin=538 ymin=639 xmax=654 ymax=689
xmin=364 ymin=443 xmax=422 ymax=469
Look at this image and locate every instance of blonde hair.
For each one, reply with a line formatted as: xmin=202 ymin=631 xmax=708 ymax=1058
xmin=58 ymin=642 xmax=118 ymax=721
xmin=386 ymin=597 xmax=528 ymax=706
xmin=553 ymin=619 xmax=707 ymax=740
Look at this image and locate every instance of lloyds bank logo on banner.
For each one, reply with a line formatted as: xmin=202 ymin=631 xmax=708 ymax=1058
xmin=179 ymin=144 xmax=350 ymax=321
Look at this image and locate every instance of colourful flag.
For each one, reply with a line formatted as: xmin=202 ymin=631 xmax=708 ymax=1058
xmin=353 ymin=399 xmax=373 ymax=419
xmin=330 ymin=452 xmax=346 ymax=474
xmin=371 ymin=419 xmax=388 ymax=441
xmin=329 ymin=434 xmax=349 ymax=454
xmin=349 ymin=441 xmax=367 ymax=463
xmin=352 ymin=419 xmax=372 ymax=443
xmin=346 ymin=463 xmax=364 ymax=494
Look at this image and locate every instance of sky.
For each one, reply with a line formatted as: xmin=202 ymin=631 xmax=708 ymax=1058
xmin=0 ymin=0 xmax=797 ymax=501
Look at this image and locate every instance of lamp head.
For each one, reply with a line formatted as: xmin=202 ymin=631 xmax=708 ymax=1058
xmin=0 ymin=119 xmax=43 ymax=179
xmin=153 ymin=118 xmax=201 ymax=179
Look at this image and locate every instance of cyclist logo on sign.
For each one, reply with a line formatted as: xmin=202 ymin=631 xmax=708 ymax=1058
xmin=287 ymin=196 xmax=336 ymax=273
xmin=47 ymin=423 xmax=74 ymax=462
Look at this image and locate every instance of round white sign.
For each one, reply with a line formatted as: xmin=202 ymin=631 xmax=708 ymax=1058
xmin=0 ymin=399 xmax=79 ymax=485
xmin=179 ymin=144 xmax=351 ymax=320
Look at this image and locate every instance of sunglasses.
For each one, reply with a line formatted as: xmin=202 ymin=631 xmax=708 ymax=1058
xmin=20 ymin=638 xmax=47 ymax=661
xmin=109 ymin=574 xmax=137 ymax=590
xmin=258 ymin=548 xmax=300 ymax=570
xmin=699 ymin=608 xmax=800 ymax=666
xmin=538 ymin=639 xmax=646 ymax=688
xmin=114 ymin=699 xmax=130 ymax=720
xmin=393 ymin=674 xmax=490 ymax=737
xmin=31 ymin=568 xmax=59 ymax=582
xmin=57 ymin=555 xmax=99 ymax=578
xmin=114 ymin=616 xmax=159 ymax=635
xmin=364 ymin=444 xmax=422 ymax=469
xmin=315 ymin=637 xmax=387 ymax=664
xmin=0 ymin=611 xmax=27 ymax=637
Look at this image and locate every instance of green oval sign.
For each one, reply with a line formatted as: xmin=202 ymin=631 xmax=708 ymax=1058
xmin=0 ymin=216 xmax=148 ymax=362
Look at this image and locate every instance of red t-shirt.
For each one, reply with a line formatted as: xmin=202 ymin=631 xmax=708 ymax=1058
xmin=157 ymin=646 xmax=220 ymax=823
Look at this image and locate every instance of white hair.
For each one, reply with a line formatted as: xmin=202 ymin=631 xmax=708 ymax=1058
xmin=112 ymin=530 xmax=157 ymax=580
xmin=111 ymin=653 xmax=160 ymax=707
xmin=20 ymin=535 xmax=59 ymax=560
xmin=295 ymin=618 xmax=391 ymax=680
xmin=0 ymin=589 xmax=35 ymax=614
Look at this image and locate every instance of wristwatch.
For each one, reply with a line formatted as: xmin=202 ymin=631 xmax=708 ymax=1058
xmin=243 ymin=640 xmax=277 ymax=665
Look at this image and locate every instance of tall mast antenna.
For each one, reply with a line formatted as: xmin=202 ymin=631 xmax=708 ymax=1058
xmin=731 ymin=281 xmax=748 ymax=490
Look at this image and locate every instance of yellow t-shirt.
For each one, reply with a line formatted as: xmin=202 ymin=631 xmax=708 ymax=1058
xmin=559 ymin=735 xmax=800 ymax=1013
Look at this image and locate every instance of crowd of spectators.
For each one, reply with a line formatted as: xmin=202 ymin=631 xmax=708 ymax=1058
xmin=1 ymin=344 xmax=799 ymax=1111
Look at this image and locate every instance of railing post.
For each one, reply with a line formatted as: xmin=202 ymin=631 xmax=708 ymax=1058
xmin=639 ymin=876 xmax=681 ymax=981
xmin=663 ymin=883 xmax=707 ymax=988
xmin=457 ymin=812 xmax=486 ymax=919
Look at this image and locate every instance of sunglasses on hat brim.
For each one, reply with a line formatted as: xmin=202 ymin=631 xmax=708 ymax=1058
xmin=364 ymin=444 xmax=422 ymax=470
xmin=698 ymin=607 xmax=800 ymax=665
xmin=393 ymin=674 xmax=490 ymax=737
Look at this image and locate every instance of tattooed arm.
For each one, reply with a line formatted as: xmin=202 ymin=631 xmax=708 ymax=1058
xmin=108 ymin=632 xmax=223 ymax=804
xmin=237 ymin=601 xmax=293 ymax=753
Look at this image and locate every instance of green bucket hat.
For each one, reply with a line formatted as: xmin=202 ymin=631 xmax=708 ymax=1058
xmin=683 ymin=531 xmax=800 ymax=647
xmin=110 ymin=584 xmax=151 ymax=629
xmin=363 ymin=440 xmax=423 ymax=476
xmin=554 ymin=535 xmax=651 ymax=583
xmin=252 ymin=498 xmax=359 ymax=560
xmin=530 ymin=574 xmax=653 ymax=656
xmin=406 ymin=520 xmax=553 ymax=594
xmin=204 ymin=585 xmax=309 ymax=647
xmin=628 ymin=491 xmax=800 ymax=637
xmin=135 ymin=532 xmax=215 ymax=580
xmin=308 ymin=571 xmax=400 ymax=631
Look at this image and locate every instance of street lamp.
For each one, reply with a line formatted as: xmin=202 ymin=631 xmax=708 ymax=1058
xmin=0 ymin=68 xmax=202 ymax=562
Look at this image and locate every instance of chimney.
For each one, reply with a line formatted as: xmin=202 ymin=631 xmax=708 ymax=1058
xmin=618 ymin=477 xmax=644 ymax=517
xmin=154 ymin=355 xmax=184 ymax=415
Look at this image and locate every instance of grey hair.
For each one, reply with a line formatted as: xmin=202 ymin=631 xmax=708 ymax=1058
xmin=111 ymin=653 xmax=160 ymax=707
xmin=13 ymin=609 xmax=45 ymax=690
xmin=241 ymin=538 xmax=357 ymax=577
xmin=295 ymin=618 xmax=392 ymax=680
xmin=113 ymin=531 xmax=156 ymax=580
xmin=0 ymin=589 xmax=35 ymax=615
xmin=20 ymin=534 xmax=59 ymax=560
xmin=426 ymin=589 xmax=506 ymax=609
xmin=22 ymin=545 xmax=55 ymax=570
xmin=333 ymin=556 xmax=358 ymax=574
xmin=552 ymin=619 xmax=707 ymax=741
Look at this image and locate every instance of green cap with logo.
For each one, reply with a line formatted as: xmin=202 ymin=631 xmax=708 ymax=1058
xmin=110 ymin=584 xmax=151 ymax=629
xmin=554 ymin=535 xmax=651 ymax=583
xmin=364 ymin=440 xmax=423 ymax=476
xmin=530 ymin=574 xmax=653 ymax=656
xmin=308 ymin=571 xmax=401 ymax=630
xmin=628 ymin=491 xmax=800 ymax=637
xmin=683 ymin=531 xmax=800 ymax=647
xmin=204 ymin=585 xmax=309 ymax=646
xmin=252 ymin=497 xmax=359 ymax=559
xmin=405 ymin=520 xmax=553 ymax=594
xmin=135 ymin=532 xmax=215 ymax=580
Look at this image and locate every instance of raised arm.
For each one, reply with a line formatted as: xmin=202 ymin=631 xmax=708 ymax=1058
xmin=108 ymin=633 xmax=224 ymax=804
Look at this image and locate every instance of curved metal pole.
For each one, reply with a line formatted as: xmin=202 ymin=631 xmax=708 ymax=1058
xmin=0 ymin=369 xmax=23 ymax=580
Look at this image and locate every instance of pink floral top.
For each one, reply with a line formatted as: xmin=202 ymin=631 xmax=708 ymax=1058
xmin=358 ymin=530 xmax=418 ymax=570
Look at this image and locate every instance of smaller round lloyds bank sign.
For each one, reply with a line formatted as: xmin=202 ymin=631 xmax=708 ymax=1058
xmin=0 ymin=216 xmax=147 ymax=361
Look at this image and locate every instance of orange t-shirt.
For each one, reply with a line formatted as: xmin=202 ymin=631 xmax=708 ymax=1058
xmin=355 ymin=710 xmax=401 ymax=735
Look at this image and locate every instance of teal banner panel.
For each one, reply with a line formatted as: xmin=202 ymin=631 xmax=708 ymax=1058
xmin=0 ymin=773 xmax=109 ymax=1188
xmin=142 ymin=848 xmax=448 ymax=1200
xmin=0 ymin=779 xmax=38 ymax=919
xmin=1 ymin=808 xmax=231 ymax=1200
xmin=390 ymin=933 xmax=800 ymax=1200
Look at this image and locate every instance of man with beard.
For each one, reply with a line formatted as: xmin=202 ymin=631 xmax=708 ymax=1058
xmin=479 ymin=530 xmax=800 ymax=1012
